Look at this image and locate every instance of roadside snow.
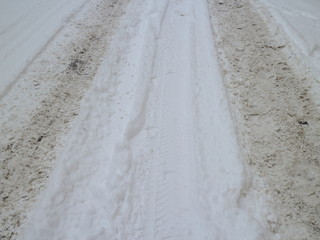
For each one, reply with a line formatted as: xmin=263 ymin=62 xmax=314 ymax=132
xmin=258 ymin=0 xmax=320 ymax=117
xmin=20 ymin=0 xmax=271 ymax=239
xmin=0 ymin=0 xmax=89 ymax=99
xmin=259 ymin=0 xmax=320 ymax=74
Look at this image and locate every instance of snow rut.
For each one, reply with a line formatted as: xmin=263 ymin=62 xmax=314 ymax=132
xmin=107 ymin=0 xmax=208 ymax=238
xmin=20 ymin=0 xmax=271 ymax=239
xmin=106 ymin=0 xmax=269 ymax=239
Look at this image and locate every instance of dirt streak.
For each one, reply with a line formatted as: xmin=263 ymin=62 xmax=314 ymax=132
xmin=208 ymin=0 xmax=320 ymax=239
xmin=0 ymin=1 xmax=129 ymax=239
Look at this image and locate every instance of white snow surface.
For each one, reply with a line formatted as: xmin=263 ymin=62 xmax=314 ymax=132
xmin=0 ymin=0 xmax=89 ymax=99
xmin=261 ymin=0 xmax=320 ymax=73
xmin=21 ymin=0 xmax=271 ymax=239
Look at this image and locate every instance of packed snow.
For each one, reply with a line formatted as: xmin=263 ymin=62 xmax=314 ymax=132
xmin=20 ymin=0 xmax=270 ymax=239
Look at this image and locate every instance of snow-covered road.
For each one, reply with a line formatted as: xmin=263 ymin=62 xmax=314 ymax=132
xmin=20 ymin=0 xmax=269 ymax=239
xmin=3 ymin=0 xmax=320 ymax=239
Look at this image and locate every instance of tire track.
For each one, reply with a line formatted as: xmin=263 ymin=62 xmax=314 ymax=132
xmin=104 ymin=1 xmax=170 ymax=239
xmin=146 ymin=1 xmax=201 ymax=239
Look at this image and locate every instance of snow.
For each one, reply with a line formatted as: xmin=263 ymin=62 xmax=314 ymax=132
xmin=260 ymin=0 xmax=320 ymax=74
xmin=20 ymin=0 xmax=270 ymax=239
xmin=0 ymin=0 xmax=89 ymax=99
xmin=1 ymin=0 xmax=319 ymax=238
xmin=211 ymin=1 xmax=320 ymax=239
xmin=259 ymin=0 xmax=320 ymax=117
xmin=0 ymin=0 xmax=130 ymax=238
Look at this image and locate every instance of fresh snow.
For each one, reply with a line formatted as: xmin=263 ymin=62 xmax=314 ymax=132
xmin=20 ymin=0 xmax=270 ymax=239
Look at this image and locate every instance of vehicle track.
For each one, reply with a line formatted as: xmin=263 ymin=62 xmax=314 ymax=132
xmin=18 ymin=0 xmax=274 ymax=239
